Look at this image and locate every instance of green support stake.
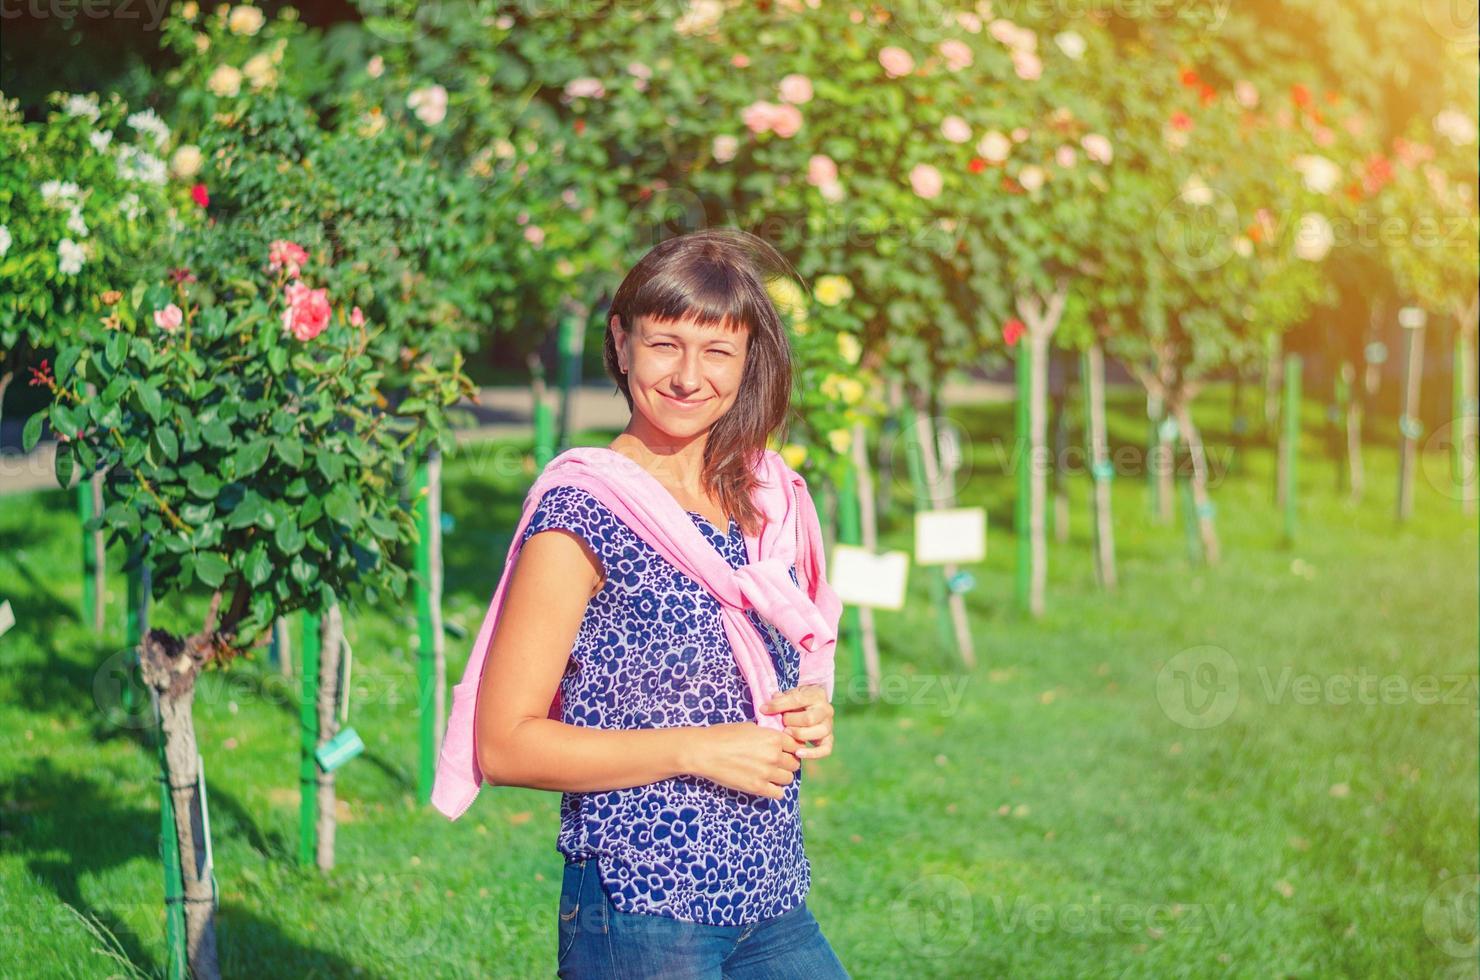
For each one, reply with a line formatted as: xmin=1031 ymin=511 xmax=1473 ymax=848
xmin=529 ymin=352 xmax=557 ymax=469
xmin=1453 ymin=330 xmax=1468 ymax=499
xmin=835 ymin=465 xmax=866 ymax=685
xmin=1179 ymin=474 xmax=1202 ymax=563
xmin=122 ymin=564 xmax=144 ymax=722
xmin=556 ymin=309 xmax=585 ymax=453
xmin=1014 ymin=345 xmax=1032 ymax=614
xmin=900 ymin=401 xmax=955 ymax=653
xmin=78 ymin=478 xmax=96 ymax=628
xmin=414 ymin=463 xmax=437 ymax=805
xmin=1146 ymin=392 xmax=1162 ymax=518
xmin=299 ymin=611 xmax=321 ymax=867
xmin=1283 ymin=354 xmax=1302 ymax=544
xmin=157 ymin=734 xmax=187 ymax=980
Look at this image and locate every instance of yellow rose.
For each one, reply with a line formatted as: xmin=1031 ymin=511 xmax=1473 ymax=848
xmin=227 ymin=4 xmax=265 ymax=35
xmin=207 ymin=64 xmax=242 ymax=97
xmin=181 ymin=1 xmax=199 ymax=19
xmin=814 ymin=274 xmax=854 ymax=307
xmin=170 ymin=144 xmax=203 ymax=179
xmin=194 ymin=33 xmax=210 ymax=53
xmin=243 ymin=52 xmax=275 ymax=89
xmin=827 ymin=428 xmax=852 ymax=454
xmin=836 ymin=332 xmax=862 ymax=365
xmin=822 ymin=373 xmax=866 ymax=406
xmin=780 ymin=443 xmax=808 ymax=470
xmin=766 ymin=276 xmax=808 ymax=327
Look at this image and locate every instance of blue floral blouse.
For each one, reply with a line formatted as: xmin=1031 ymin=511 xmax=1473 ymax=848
xmin=518 ymin=483 xmax=809 ymax=926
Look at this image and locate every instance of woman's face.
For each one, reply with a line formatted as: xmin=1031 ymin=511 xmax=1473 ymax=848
xmin=611 ymin=313 xmax=749 ymax=440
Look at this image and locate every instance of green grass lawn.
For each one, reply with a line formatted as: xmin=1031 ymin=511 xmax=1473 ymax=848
xmin=1 ymin=382 xmax=1475 ymax=978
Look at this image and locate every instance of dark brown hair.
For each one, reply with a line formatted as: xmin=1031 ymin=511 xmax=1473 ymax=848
xmin=603 ymin=228 xmax=799 ymax=538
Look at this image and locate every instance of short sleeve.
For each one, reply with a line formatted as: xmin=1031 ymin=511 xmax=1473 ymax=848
xmin=519 ymin=485 xmax=610 ymax=579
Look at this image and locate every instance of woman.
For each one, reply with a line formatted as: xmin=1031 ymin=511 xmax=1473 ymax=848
xmin=472 ymin=229 xmax=850 ymax=978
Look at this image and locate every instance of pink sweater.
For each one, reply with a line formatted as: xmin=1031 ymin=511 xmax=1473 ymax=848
xmin=430 ymin=446 xmax=843 ymax=821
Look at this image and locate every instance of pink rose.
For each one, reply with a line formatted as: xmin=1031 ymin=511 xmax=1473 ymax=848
xmin=282 ymin=281 xmax=331 ymax=342
xmin=941 ymin=116 xmax=972 ymax=144
xmin=770 ymin=103 xmax=803 ymax=138
xmin=268 ymin=239 xmax=309 ymax=277
xmin=909 ymin=163 xmax=943 ymax=199
xmin=742 ymin=100 xmax=778 ymax=135
xmin=807 ymin=154 xmax=838 ymax=186
xmin=937 ymin=39 xmax=972 ymax=72
xmin=524 ymin=224 xmax=546 ymax=247
xmin=1081 ymin=133 xmax=1113 ymax=164
xmin=350 ymin=306 xmax=365 ymax=327
xmin=1012 ymin=50 xmax=1043 ymax=81
xmin=153 ymin=303 xmax=183 ymax=333
xmin=879 ymin=46 xmax=914 ymax=78
xmin=778 ymin=73 xmax=813 ymax=105
xmin=1055 ymin=145 xmax=1078 ymax=169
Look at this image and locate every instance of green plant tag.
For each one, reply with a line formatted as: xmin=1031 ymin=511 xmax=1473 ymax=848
xmin=316 ymin=727 xmax=365 ymax=773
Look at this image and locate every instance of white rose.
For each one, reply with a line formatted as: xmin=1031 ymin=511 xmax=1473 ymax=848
xmin=1294 ymin=213 xmax=1334 ymax=261
xmin=712 ymin=134 xmax=739 ymax=163
xmin=58 ymin=238 xmax=86 ymax=275
xmin=227 ymin=4 xmax=265 ymax=35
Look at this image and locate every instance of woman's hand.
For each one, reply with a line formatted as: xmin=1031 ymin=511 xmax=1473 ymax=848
xmin=682 ymin=723 xmax=803 ymax=800
xmin=761 ymin=684 xmax=835 ymax=760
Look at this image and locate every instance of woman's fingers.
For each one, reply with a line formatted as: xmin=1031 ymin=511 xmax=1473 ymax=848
xmin=785 ymin=722 xmax=830 ymax=743
xmin=797 ymin=732 xmax=834 ymax=760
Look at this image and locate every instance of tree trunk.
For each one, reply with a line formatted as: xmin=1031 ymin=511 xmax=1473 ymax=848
xmin=876 ymin=378 xmax=903 ymax=519
xmin=315 ymin=605 xmax=344 ymax=870
xmin=1396 ymin=320 xmax=1426 ymax=521
xmin=275 ymin=616 xmax=293 ymax=679
xmin=1085 ymin=341 xmax=1117 ymax=590
xmin=1015 ymin=285 xmax=1069 ymax=618
xmin=1343 ymin=361 xmax=1365 ymax=504
xmin=1263 ymin=337 xmax=1283 ymax=440
xmin=1172 ymin=398 xmax=1221 ymax=565
xmin=1028 ymin=331 xmax=1050 ymax=616
xmin=137 ymin=630 xmax=220 ymax=980
xmin=912 ymin=404 xmax=976 ymax=668
xmin=850 ymin=420 xmax=882 ymax=700
xmin=1151 ymin=391 xmax=1175 ymax=524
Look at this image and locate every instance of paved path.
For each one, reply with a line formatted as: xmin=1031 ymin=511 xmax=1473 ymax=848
xmin=1 ymin=378 xmax=1020 ymax=496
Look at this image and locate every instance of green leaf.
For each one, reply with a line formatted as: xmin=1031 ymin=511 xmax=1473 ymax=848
xmin=153 ymin=427 xmax=179 ymax=462
xmin=226 ymin=492 xmax=266 ymax=529
xmin=136 ymin=382 xmax=163 ymax=421
xmin=243 ymin=545 xmax=272 ymax=587
xmin=274 ymin=519 xmax=306 ymax=555
xmin=181 ymin=502 xmax=214 ymax=525
xmin=324 ymin=488 xmax=360 ymax=525
xmin=233 ymin=439 xmax=271 ymax=477
xmin=22 ymin=413 xmax=43 ymax=453
xmin=188 ymin=471 xmax=222 ymax=498
xmin=194 ymin=552 xmax=230 ymax=588
xmin=274 ymin=437 xmax=303 ymax=467
xmin=202 ymin=419 xmax=232 ymax=447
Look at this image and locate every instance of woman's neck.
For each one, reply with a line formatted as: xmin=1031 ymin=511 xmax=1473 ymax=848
xmin=609 ymin=423 xmax=709 ymax=497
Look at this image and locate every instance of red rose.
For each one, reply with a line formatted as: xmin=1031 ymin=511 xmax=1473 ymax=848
xmin=968 ymin=157 xmax=987 ymax=174
xmin=191 ymin=183 xmax=210 ymax=208
xmin=1180 ymin=68 xmax=1200 ymax=87
xmin=1002 ymin=318 xmax=1027 ymax=346
xmin=1199 ymin=84 xmax=1217 ymax=106
xmin=1290 ymin=84 xmax=1311 ymax=108
xmin=1170 ymin=111 xmax=1194 ymax=132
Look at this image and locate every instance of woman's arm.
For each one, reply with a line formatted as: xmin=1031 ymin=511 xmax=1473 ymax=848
xmin=474 ymin=524 xmax=803 ymax=799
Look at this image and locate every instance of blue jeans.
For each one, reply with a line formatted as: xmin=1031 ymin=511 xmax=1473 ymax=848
xmin=556 ymin=857 xmax=851 ymax=979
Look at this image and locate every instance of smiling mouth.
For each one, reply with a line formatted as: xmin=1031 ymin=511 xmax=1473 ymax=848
xmin=662 ymin=393 xmax=710 ymax=408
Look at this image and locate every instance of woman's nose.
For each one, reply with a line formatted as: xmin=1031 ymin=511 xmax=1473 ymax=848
xmin=674 ymin=348 xmax=704 ymax=390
